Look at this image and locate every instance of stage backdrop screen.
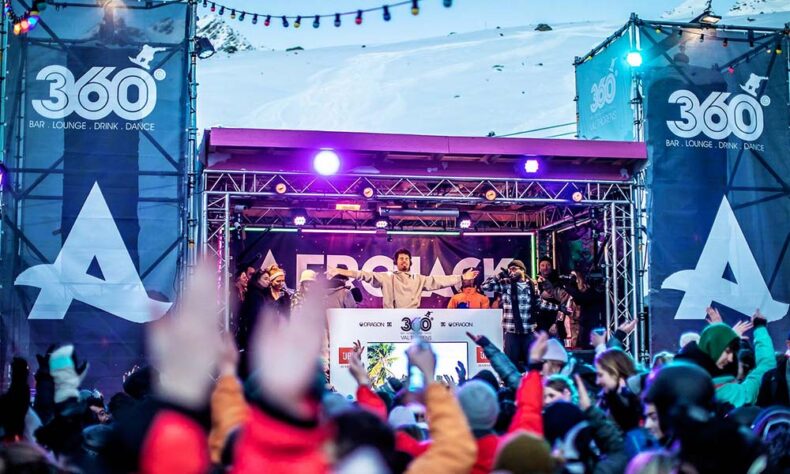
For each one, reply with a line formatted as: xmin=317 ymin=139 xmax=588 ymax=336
xmin=1 ymin=0 xmax=190 ymax=394
xmin=235 ymin=231 xmax=535 ymax=308
xmin=641 ymin=27 xmax=790 ymax=351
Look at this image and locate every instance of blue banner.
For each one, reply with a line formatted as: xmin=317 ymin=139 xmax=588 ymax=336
xmin=2 ymin=0 xmax=190 ymax=394
xmin=642 ymin=27 xmax=790 ymax=351
xmin=576 ymin=33 xmax=636 ymax=141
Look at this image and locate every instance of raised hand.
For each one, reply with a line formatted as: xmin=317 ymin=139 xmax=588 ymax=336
xmin=218 ymin=333 xmax=239 ymax=376
xmin=462 ymin=269 xmax=480 ymax=280
xmin=466 ymin=331 xmax=491 ymax=347
xmin=442 ymin=374 xmax=457 ymax=389
xmin=618 ymin=318 xmax=638 ymax=335
xmin=455 ymin=361 xmax=467 ymax=384
xmin=147 ymin=261 xmax=223 ymax=409
xmin=590 ymin=329 xmax=607 ymax=348
xmin=732 ymin=320 xmax=754 ymax=338
xmin=528 ymin=331 xmax=549 ymax=364
xmin=252 ymin=276 xmax=328 ymax=417
xmin=752 ymin=308 xmax=767 ymax=324
xmin=406 ymin=342 xmax=436 ymax=383
xmin=348 ymin=340 xmax=370 ymax=386
xmin=705 ymin=306 xmax=722 ymax=324
xmin=574 ymin=374 xmax=592 ymax=411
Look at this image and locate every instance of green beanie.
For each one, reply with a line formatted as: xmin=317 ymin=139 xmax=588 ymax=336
xmin=699 ymin=323 xmax=739 ymax=361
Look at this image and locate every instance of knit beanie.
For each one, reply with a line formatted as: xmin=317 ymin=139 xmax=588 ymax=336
xmin=387 ymin=406 xmax=417 ymax=428
xmin=508 ymin=260 xmax=527 ymax=272
xmin=493 ymin=431 xmax=555 ymax=474
xmin=457 ymin=380 xmax=500 ymax=430
xmin=471 ymin=369 xmax=500 ymax=392
xmin=543 ymin=339 xmax=569 ymax=364
xmin=679 ymin=331 xmax=700 ymax=349
xmin=699 ymin=323 xmax=739 ymax=361
xmin=542 ymin=401 xmax=585 ymax=445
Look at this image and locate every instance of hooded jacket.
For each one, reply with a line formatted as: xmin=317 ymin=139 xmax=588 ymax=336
xmin=677 ymin=325 xmax=776 ymax=407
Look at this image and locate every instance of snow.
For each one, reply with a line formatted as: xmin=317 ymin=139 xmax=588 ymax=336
xmin=662 ymin=0 xmax=710 ymax=20
xmin=197 ymin=21 xmax=618 ymax=138
xmin=197 ymin=9 xmax=788 ymax=139
xmin=728 ymin=0 xmax=790 ymax=16
xmin=663 ymin=0 xmax=790 ymax=20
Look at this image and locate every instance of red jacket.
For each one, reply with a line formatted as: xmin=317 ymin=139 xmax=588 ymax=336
xmin=395 ymin=370 xmax=544 ymax=474
xmin=231 ymin=405 xmax=330 ymax=474
xmin=140 ymin=411 xmax=210 ymax=474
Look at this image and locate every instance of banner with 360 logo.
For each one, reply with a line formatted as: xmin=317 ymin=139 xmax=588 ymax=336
xmin=640 ymin=26 xmax=790 ymax=352
xmin=2 ymin=1 xmax=191 ymax=396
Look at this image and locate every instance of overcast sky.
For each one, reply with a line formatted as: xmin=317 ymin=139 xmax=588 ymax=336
xmin=199 ymin=0 xmax=741 ymax=50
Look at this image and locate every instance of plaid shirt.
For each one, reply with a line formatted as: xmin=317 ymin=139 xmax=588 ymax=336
xmin=481 ymin=276 xmax=561 ymax=334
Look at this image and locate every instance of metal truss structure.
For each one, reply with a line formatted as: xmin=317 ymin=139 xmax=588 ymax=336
xmin=202 ymin=169 xmax=646 ymax=356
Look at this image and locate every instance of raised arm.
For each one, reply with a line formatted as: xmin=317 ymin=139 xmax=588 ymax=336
xmin=480 ymin=274 xmax=505 ymax=293
xmin=422 ymin=269 xmax=479 ymax=291
xmin=327 ymin=268 xmax=386 ymax=288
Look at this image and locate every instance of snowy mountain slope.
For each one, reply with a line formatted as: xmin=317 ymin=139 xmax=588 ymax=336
xmin=197 ymin=14 xmax=253 ymax=54
xmin=662 ymin=0 xmax=710 ymax=20
xmin=196 ymin=11 xmax=787 ymax=139
xmin=198 ymin=21 xmax=622 ymax=138
xmin=729 ymin=0 xmax=790 ymax=15
xmin=664 ymin=0 xmax=790 ymax=20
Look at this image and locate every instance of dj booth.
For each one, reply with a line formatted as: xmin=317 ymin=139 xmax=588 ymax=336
xmin=328 ymin=309 xmax=504 ymax=396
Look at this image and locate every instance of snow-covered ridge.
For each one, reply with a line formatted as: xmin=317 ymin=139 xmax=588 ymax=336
xmin=197 ymin=13 xmax=253 ymax=54
xmin=664 ymin=0 xmax=790 ymax=20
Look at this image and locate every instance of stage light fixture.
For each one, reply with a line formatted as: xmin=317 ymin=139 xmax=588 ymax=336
xmin=336 ymin=203 xmax=361 ymax=211
xmin=273 ymin=180 xmax=288 ymax=194
xmin=483 ymin=187 xmax=498 ymax=201
xmin=292 ymin=209 xmax=308 ymax=226
xmin=692 ymin=9 xmax=721 ymax=25
xmin=313 ymin=149 xmax=340 ymax=176
xmin=375 ymin=215 xmax=390 ymax=229
xmin=572 ymin=191 xmax=584 ymax=203
xmin=361 ymin=185 xmax=376 ymax=199
xmin=457 ymin=212 xmax=472 ymax=229
xmin=626 ymin=51 xmax=643 ymax=67
xmin=524 ymin=158 xmax=540 ymax=174
xmin=196 ymin=36 xmax=216 ymax=59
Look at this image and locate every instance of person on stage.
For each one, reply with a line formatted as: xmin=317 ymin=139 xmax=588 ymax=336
xmin=326 ymin=248 xmax=478 ymax=309
xmin=263 ymin=264 xmax=292 ymax=319
xmin=536 ymin=256 xmax=571 ymax=340
xmin=481 ymin=259 xmax=569 ymax=371
xmin=447 ymin=267 xmax=490 ymax=309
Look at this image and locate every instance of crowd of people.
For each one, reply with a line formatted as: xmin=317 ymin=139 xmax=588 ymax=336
xmin=0 ymin=261 xmax=788 ymax=473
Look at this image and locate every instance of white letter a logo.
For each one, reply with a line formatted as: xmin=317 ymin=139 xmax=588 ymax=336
xmin=15 ymin=182 xmax=172 ymax=323
xmin=661 ymin=196 xmax=788 ymax=322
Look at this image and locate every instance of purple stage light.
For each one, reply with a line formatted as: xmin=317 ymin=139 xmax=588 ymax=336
xmin=0 ymin=163 xmax=7 ymax=188
xmin=313 ymin=149 xmax=340 ymax=176
xmin=524 ymin=158 xmax=540 ymax=174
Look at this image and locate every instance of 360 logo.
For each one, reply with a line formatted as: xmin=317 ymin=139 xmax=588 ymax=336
xmin=590 ymin=58 xmax=617 ymax=113
xmin=666 ymin=74 xmax=771 ymax=142
xmin=400 ymin=316 xmax=433 ymax=332
xmin=32 ymin=65 xmax=166 ymax=121
xmin=590 ymin=73 xmax=616 ymax=112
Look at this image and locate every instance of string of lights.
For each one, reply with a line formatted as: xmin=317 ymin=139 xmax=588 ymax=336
xmin=3 ymin=0 xmax=46 ymax=35
xmin=200 ymin=0 xmax=453 ymax=28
